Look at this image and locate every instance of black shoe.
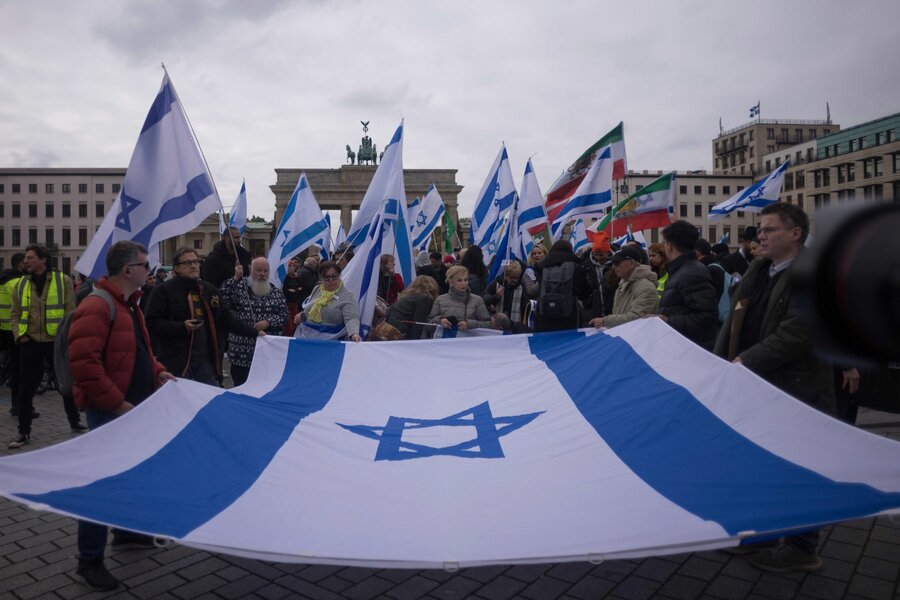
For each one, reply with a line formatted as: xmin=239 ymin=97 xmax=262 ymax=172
xmin=76 ymin=559 xmax=119 ymax=591
xmin=111 ymin=532 xmax=157 ymax=550
xmin=71 ymin=422 xmax=89 ymax=433
xmin=32 ymin=411 xmax=39 ymax=418
xmin=751 ymin=543 xmax=823 ymax=573
xmin=8 ymin=433 xmax=30 ymax=449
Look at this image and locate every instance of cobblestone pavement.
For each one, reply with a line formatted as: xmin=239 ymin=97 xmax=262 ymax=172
xmin=1 ymin=384 xmax=899 ymax=600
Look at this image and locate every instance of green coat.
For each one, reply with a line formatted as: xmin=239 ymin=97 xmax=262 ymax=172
xmin=604 ymin=265 xmax=659 ymax=329
xmin=714 ymin=256 xmax=835 ymax=415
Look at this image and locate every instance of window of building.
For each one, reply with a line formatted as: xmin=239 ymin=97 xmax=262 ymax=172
xmin=737 ymin=211 xmax=745 ymax=217
xmin=749 ymin=147 xmax=755 ymax=159
xmin=887 ymin=129 xmax=895 ymax=143
xmin=737 ymin=186 xmax=744 ymax=192
xmin=62 ymin=183 xmax=71 ymax=194
xmin=96 ymin=183 xmax=105 ymax=194
xmin=62 ymin=202 xmax=71 ymax=218
xmin=723 ymin=186 xmax=731 ymax=195
xmin=62 ymin=257 xmax=71 ymax=275
xmin=679 ymin=204 xmax=687 ymax=217
xmin=45 ymin=183 xmax=54 ymax=193
xmin=0 ymin=229 xmax=3 ymax=247
xmin=780 ymin=128 xmax=788 ymax=141
xmin=28 ymin=183 xmax=37 ymax=194
xmin=847 ymin=163 xmax=856 ymax=183
xmin=767 ymin=128 xmax=774 ymax=140
xmin=62 ymin=228 xmax=71 ymax=247
xmin=45 ymin=202 xmax=54 ymax=218
xmin=679 ymin=185 xmax=687 ymax=195
xmin=28 ymin=203 xmax=37 ymax=218
xmin=739 ymin=151 xmax=745 ymax=164
xmin=795 ymin=129 xmax=803 ymax=142
xmin=708 ymin=185 xmax=716 ymax=195
xmin=694 ymin=204 xmax=702 ymax=218
xmin=893 ymin=153 xmax=900 ymax=174
xmin=78 ymin=228 xmax=88 ymax=246
xmin=785 ymin=174 xmax=794 ymax=191
xmin=823 ymin=129 xmax=831 ymax=136
xmin=730 ymin=155 xmax=736 ymax=167
xmin=112 ymin=183 xmax=121 ymax=194
xmin=0 ymin=203 xmax=3 ymax=218
xmin=796 ymin=171 xmax=805 ymax=188
xmin=45 ymin=228 xmax=54 ymax=247
xmin=635 ymin=185 xmax=644 ymax=191
xmin=78 ymin=183 xmax=87 ymax=193
xmin=0 ymin=183 xmax=4 ymax=193
xmin=797 ymin=193 xmax=803 ymax=207
xmin=723 ymin=226 xmax=732 ymax=243
xmin=849 ymin=139 xmax=856 ymax=152
xmin=12 ymin=183 xmax=21 ymax=194
xmin=874 ymin=157 xmax=884 ymax=177
xmin=96 ymin=202 xmax=105 ymax=218
xmin=694 ymin=185 xmax=702 ymax=195
xmin=28 ymin=228 xmax=37 ymax=244
xmin=12 ymin=228 xmax=21 ymax=246
xmin=193 ymin=239 xmax=203 ymax=250
xmin=708 ymin=203 xmax=716 ymax=213
xmin=775 ymin=158 xmax=781 ymax=167
xmin=78 ymin=203 xmax=88 ymax=218
xmin=765 ymin=160 xmax=771 ymax=172
xmin=12 ymin=202 xmax=20 ymax=217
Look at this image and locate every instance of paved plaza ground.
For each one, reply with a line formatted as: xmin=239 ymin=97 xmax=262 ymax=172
xmin=1 ymin=380 xmax=899 ymax=600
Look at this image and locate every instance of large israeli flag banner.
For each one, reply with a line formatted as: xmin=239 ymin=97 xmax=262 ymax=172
xmin=2 ymin=319 xmax=899 ymax=568
xmin=76 ymin=71 xmax=220 ymax=280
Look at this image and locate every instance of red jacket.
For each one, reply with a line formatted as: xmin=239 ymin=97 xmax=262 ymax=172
xmin=69 ymin=277 xmax=166 ymax=411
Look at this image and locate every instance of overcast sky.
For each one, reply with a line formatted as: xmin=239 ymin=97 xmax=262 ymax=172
xmin=2 ymin=0 xmax=898 ymax=221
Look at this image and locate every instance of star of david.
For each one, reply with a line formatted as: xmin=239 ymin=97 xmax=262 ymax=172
xmin=338 ymin=401 xmax=543 ymax=461
xmin=486 ymin=240 xmax=497 ymax=254
xmin=416 ymin=210 xmax=427 ymax=227
xmin=115 ymin=193 xmax=142 ymax=232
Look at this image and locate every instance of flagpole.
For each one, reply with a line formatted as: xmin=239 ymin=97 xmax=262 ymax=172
xmin=161 ymin=62 xmax=239 ymax=266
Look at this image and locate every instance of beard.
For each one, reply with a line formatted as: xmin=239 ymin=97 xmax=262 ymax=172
xmin=249 ymin=278 xmax=271 ymax=297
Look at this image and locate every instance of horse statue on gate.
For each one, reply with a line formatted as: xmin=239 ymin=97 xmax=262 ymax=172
xmin=357 ymin=121 xmax=378 ymax=166
xmin=346 ymin=144 xmax=356 ymax=165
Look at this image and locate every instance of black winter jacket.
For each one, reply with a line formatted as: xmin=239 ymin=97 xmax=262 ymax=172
xmin=533 ymin=249 xmax=591 ymax=332
xmin=658 ymin=253 xmax=718 ymax=350
xmin=200 ymin=241 xmax=252 ymax=289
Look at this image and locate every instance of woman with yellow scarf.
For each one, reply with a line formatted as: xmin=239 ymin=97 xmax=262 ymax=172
xmin=293 ymin=261 xmax=362 ymax=342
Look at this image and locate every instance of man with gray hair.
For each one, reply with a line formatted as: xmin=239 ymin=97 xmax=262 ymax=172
xmin=220 ymin=257 xmax=287 ymax=386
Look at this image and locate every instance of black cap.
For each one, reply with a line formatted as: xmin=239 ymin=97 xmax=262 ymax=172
xmin=739 ymin=226 xmax=758 ymax=241
xmin=610 ymin=246 xmax=643 ymax=264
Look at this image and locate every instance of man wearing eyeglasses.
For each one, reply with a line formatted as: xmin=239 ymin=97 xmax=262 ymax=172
xmin=66 ymin=240 xmax=175 ymax=591
xmin=145 ymin=248 xmax=262 ymax=386
xmin=715 ymin=203 xmax=835 ymax=573
xmin=200 ymin=226 xmax=252 ymax=289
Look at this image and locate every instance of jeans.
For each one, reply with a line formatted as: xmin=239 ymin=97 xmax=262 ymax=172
xmin=17 ymin=340 xmax=81 ymax=435
xmin=183 ymin=361 xmax=219 ymax=387
xmin=76 ymin=410 xmax=123 ymax=560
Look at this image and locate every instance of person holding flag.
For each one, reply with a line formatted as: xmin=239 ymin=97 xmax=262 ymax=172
xmin=202 ymin=226 xmax=251 ymax=289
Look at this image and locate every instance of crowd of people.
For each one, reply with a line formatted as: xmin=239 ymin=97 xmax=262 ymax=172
xmin=0 ymin=205 xmax=890 ymax=587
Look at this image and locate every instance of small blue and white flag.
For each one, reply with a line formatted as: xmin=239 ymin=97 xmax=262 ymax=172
xmin=550 ymin=145 xmax=613 ymax=240
xmin=76 ymin=71 xmax=220 ymax=280
xmin=409 ymin=184 xmax=446 ymax=252
xmin=267 ymin=172 xmax=329 ymax=286
xmin=709 ymin=160 xmax=790 ymax=221
xmin=227 ymin=180 xmax=248 ymax=235
xmin=471 ymin=144 xmax=517 ymax=260
xmin=612 ymin=225 xmax=647 ymax=249
xmin=334 ymin=220 xmax=347 ymax=250
xmin=313 ymin=213 xmax=335 ymax=261
xmin=2 ymin=319 xmax=899 ymax=568
xmin=568 ymin=219 xmax=589 ymax=254
xmin=346 ymin=121 xmax=415 ymax=285
xmin=341 ymin=210 xmax=391 ymax=339
xmin=719 ymin=231 xmax=730 ymax=245
xmin=749 ymin=102 xmax=760 ymax=118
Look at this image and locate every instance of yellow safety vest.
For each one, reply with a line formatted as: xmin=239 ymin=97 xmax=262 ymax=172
xmin=656 ymin=272 xmax=669 ymax=300
xmin=0 ymin=275 xmax=21 ymax=331
xmin=16 ymin=271 xmax=66 ymax=338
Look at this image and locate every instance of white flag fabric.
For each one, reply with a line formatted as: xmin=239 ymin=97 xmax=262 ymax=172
xmin=334 ymin=220 xmax=347 ymax=249
xmin=709 ymin=161 xmax=790 ymax=220
xmin=346 ymin=122 xmax=415 ymax=286
xmin=517 ymin=159 xmax=548 ymax=239
xmin=228 ymin=180 xmax=248 ymax=234
xmin=267 ymin=172 xmax=329 ymax=286
xmin=550 ymin=145 xmax=613 ymax=240
xmin=314 ymin=213 xmax=334 ymax=260
xmin=568 ymin=219 xmax=589 ymax=254
xmin=409 ymin=184 xmax=446 ymax=251
xmin=340 ymin=208 xmax=393 ymax=338
xmin=76 ymin=72 xmax=220 ymax=280
xmin=2 ymin=318 xmax=899 ymax=568
xmin=470 ymin=144 xmax=517 ymax=264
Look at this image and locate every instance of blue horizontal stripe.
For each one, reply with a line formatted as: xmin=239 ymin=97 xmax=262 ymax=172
xmin=517 ymin=205 xmax=546 ymax=226
xmin=130 ymin=174 xmax=214 ymax=248
xmin=20 ymin=340 xmax=345 ymax=537
xmin=528 ymin=332 xmax=900 ymax=535
xmin=279 ymin=219 xmax=329 ymax=260
xmin=473 ymin=169 xmax=500 ymax=226
xmin=557 ymin=190 xmax=611 ymax=221
xmin=412 ymin=207 xmax=445 ymax=248
xmin=140 ymin=81 xmax=175 ymax=135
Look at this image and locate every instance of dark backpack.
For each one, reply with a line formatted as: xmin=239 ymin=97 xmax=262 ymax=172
xmin=539 ymin=262 xmax=576 ymax=319
xmin=54 ymin=288 xmax=116 ymax=397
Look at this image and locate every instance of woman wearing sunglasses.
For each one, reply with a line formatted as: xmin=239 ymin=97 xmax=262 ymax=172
xmin=293 ymin=261 xmax=362 ymax=342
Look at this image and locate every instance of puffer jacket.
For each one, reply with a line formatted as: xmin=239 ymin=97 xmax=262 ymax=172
xmin=604 ymin=265 xmax=659 ymax=328
xmin=658 ymin=253 xmax=718 ymax=350
xmin=428 ymin=289 xmax=492 ymax=329
xmin=69 ymin=277 xmax=166 ymax=411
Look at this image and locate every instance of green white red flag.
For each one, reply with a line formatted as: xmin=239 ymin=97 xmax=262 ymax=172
xmin=586 ymin=172 xmax=675 ymax=240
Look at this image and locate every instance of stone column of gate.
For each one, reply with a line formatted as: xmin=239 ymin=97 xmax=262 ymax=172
xmin=340 ymin=205 xmax=353 ymax=237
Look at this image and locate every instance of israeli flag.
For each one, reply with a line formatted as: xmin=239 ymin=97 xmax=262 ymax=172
xmin=334 ymin=220 xmax=347 ymax=249
xmin=719 ymin=231 xmax=730 ymax=245
xmin=313 ymin=213 xmax=334 ymax=261
xmin=749 ymin=102 xmax=760 ymax=118
xmin=517 ymin=159 xmax=548 ymax=240
xmin=267 ymin=172 xmax=329 ymax=286
xmin=2 ymin=319 xmax=899 ymax=568
xmin=470 ymin=144 xmax=517 ymax=260
xmin=550 ymin=145 xmax=613 ymax=241
xmin=568 ymin=219 xmax=589 ymax=254
xmin=341 ymin=210 xmax=390 ymax=339
xmin=409 ymin=184 xmax=446 ymax=252
xmin=709 ymin=160 xmax=790 ymax=221
xmin=228 ymin=180 xmax=248 ymax=234
xmin=346 ymin=122 xmax=415 ymax=285
xmin=612 ymin=225 xmax=647 ymax=249
xmin=76 ymin=72 xmax=220 ymax=280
